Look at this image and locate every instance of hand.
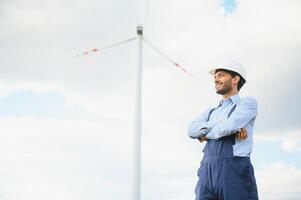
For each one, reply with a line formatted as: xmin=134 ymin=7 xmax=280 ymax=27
xmin=198 ymin=136 xmax=208 ymax=143
xmin=236 ymin=128 xmax=248 ymax=140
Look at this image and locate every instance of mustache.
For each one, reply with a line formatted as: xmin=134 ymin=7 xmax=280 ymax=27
xmin=215 ymin=81 xmax=222 ymax=84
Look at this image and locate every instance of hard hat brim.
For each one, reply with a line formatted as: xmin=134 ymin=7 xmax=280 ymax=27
xmin=209 ymin=68 xmax=216 ymax=76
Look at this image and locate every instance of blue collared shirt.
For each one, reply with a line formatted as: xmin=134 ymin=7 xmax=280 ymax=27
xmin=187 ymin=94 xmax=258 ymax=157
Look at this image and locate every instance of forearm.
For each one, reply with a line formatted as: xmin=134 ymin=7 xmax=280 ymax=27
xmin=187 ymin=108 xmax=214 ymax=139
xmin=187 ymin=121 xmax=212 ymax=139
xmin=205 ymin=122 xmax=240 ymax=139
xmin=205 ymin=116 xmax=256 ymax=140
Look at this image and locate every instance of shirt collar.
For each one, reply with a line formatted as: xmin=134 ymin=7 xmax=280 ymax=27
xmin=218 ymin=94 xmax=240 ymax=106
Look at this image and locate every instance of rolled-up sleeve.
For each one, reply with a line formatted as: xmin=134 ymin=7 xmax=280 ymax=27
xmin=187 ymin=108 xmax=215 ymax=139
xmin=205 ymin=97 xmax=258 ymax=140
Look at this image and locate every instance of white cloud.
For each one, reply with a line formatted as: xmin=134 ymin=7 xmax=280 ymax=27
xmin=0 ymin=112 xmax=204 ymax=199
xmin=0 ymin=118 xmax=133 ymax=200
xmin=256 ymin=162 xmax=301 ymax=200
xmin=254 ymin=129 xmax=301 ymax=154
xmin=281 ymin=130 xmax=301 ymax=153
xmin=254 ymin=130 xmax=283 ymax=142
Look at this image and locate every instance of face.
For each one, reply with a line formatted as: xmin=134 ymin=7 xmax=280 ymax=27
xmin=214 ymin=70 xmax=235 ymax=95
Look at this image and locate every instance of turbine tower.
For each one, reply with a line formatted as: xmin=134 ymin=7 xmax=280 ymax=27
xmin=133 ymin=24 xmax=143 ymax=200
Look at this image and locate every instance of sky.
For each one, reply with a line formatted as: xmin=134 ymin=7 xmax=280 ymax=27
xmin=0 ymin=0 xmax=301 ymax=199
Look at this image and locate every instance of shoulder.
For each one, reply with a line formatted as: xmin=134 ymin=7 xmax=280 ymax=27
xmin=238 ymin=96 xmax=258 ymax=108
xmin=240 ymin=96 xmax=257 ymax=104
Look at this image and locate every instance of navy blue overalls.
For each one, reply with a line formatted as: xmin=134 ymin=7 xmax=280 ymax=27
xmin=195 ymin=105 xmax=258 ymax=200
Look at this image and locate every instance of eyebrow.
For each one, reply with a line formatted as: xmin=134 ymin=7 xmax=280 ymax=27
xmin=215 ymin=71 xmax=225 ymax=76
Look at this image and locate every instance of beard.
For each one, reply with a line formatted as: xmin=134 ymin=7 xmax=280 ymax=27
xmin=216 ymin=79 xmax=232 ymax=95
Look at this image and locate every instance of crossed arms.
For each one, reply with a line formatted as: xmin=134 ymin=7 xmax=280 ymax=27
xmin=187 ymin=97 xmax=258 ymax=141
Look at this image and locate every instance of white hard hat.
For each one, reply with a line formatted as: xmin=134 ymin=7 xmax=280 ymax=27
xmin=209 ymin=60 xmax=247 ymax=81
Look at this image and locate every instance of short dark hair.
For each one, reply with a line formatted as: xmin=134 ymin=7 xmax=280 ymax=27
xmin=215 ymin=68 xmax=246 ymax=91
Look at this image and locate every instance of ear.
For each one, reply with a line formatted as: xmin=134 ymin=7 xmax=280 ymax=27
xmin=233 ymin=75 xmax=240 ymax=85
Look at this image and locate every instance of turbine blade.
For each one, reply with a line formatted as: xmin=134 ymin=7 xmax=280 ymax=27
xmin=143 ymin=37 xmax=194 ymax=77
xmin=143 ymin=0 xmax=151 ymax=25
xmin=74 ymin=37 xmax=137 ymax=57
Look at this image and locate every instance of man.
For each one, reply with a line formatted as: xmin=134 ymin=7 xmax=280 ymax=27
xmin=187 ymin=61 xmax=259 ymax=200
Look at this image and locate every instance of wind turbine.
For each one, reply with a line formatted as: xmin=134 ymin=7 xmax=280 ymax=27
xmin=75 ymin=2 xmax=193 ymax=199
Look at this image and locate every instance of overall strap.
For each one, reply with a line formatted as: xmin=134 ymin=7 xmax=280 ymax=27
xmin=228 ymin=103 xmax=238 ymax=145
xmin=227 ymin=104 xmax=237 ymax=118
xmin=206 ymin=104 xmax=222 ymax=122
xmin=206 ymin=108 xmax=215 ymax=122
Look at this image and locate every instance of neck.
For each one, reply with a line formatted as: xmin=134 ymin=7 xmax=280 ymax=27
xmin=223 ymin=90 xmax=238 ymax=99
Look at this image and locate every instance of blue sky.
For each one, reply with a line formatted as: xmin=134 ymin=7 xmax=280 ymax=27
xmin=0 ymin=0 xmax=301 ymax=199
xmin=0 ymin=90 xmax=66 ymax=118
xmin=222 ymin=0 xmax=237 ymax=15
xmin=0 ymin=90 xmax=90 ymax=118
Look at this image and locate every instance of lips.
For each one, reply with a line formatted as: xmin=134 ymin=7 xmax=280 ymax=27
xmin=215 ymin=83 xmax=223 ymax=89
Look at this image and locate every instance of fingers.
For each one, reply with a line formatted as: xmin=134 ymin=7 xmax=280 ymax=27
xmin=241 ymin=128 xmax=248 ymax=139
xmin=198 ymin=136 xmax=208 ymax=143
xmin=239 ymin=130 xmax=243 ymax=139
xmin=237 ymin=128 xmax=248 ymax=140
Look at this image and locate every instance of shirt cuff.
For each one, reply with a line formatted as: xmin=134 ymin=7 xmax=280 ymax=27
xmin=195 ymin=122 xmax=214 ymax=137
